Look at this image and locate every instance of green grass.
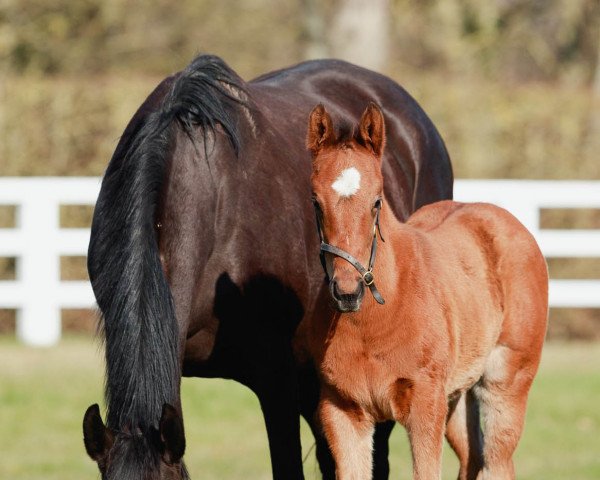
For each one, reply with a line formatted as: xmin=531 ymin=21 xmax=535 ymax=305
xmin=0 ymin=338 xmax=599 ymax=479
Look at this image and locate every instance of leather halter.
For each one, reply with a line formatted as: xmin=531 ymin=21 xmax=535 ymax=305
xmin=314 ymin=200 xmax=385 ymax=305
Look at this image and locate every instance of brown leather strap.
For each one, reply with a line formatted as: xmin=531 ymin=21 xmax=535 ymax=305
xmin=320 ymin=243 xmax=385 ymax=305
xmin=314 ymin=202 xmax=385 ymax=305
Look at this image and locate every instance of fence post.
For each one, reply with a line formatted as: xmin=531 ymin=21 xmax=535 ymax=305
xmin=16 ymin=194 xmax=61 ymax=346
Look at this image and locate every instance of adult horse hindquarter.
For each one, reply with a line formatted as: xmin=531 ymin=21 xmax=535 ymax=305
xmin=82 ymin=55 xmax=453 ymax=479
xmin=301 ymin=103 xmax=548 ymax=480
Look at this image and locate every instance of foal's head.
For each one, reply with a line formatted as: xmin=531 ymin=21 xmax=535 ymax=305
xmin=308 ymin=103 xmax=386 ymax=312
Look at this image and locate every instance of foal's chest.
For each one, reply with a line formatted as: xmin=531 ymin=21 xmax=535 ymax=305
xmin=318 ymin=316 xmax=415 ymax=421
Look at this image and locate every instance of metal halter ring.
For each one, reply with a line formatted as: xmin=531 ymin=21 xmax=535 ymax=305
xmin=362 ymin=270 xmax=375 ymax=286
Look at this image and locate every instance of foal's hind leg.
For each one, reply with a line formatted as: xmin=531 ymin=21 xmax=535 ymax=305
xmin=318 ymin=388 xmax=375 ymax=480
xmin=475 ymin=346 xmax=539 ymax=479
xmin=445 ymin=390 xmax=484 ymax=480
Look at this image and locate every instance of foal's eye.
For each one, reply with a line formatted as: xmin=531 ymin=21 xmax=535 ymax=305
xmin=373 ymin=198 xmax=382 ymax=210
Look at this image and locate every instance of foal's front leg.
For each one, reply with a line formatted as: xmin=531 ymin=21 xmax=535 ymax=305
xmin=318 ymin=388 xmax=375 ymax=480
xmin=403 ymin=384 xmax=448 ymax=480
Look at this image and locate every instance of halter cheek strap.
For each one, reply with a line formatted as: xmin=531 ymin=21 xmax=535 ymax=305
xmin=314 ymin=202 xmax=385 ymax=305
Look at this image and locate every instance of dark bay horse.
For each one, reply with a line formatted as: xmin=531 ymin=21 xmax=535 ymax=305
xmin=82 ymin=55 xmax=453 ymax=479
xmin=299 ymin=103 xmax=548 ymax=479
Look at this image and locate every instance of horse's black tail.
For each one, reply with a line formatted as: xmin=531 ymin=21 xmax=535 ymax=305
xmin=88 ymin=55 xmax=244 ymax=430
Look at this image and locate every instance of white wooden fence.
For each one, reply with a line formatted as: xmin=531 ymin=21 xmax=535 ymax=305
xmin=0 ymin=178 xmax=100 ymax=346
xmin=0 ymin=177 xmax=599 ymax=346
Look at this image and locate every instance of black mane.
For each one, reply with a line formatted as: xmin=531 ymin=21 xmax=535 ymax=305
xmin=88 ymin=55 xmax=245 ymax=434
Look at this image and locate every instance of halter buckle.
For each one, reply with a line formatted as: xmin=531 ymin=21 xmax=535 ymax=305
xmin=363 ymin=270 xmax=375 ymax=286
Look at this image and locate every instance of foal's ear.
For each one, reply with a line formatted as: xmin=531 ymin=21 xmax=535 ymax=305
xmin=307 ymin=104 xmax=334 ymax=155
xmin=359 ymin=103 xmax=386 ymax=157
xmin=159 ymin=403 xmax=186 ymax=465
xmin=83 ymin=404 xmax=114 ymax=461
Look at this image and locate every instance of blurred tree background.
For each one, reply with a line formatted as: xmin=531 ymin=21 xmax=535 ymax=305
xmin=0 ymin=0 xmax=599 ymax=338
xmin=1 ymin=0 xmax=599 ymax=177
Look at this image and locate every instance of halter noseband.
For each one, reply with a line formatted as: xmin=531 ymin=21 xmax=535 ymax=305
xmin=314 ymin=200 xmax=385 ymax=305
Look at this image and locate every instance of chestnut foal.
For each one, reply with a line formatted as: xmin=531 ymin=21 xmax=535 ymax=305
xmin=300 ymin=104 xmax=548 ymax=480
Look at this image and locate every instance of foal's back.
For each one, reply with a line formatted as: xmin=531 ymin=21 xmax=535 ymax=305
xmin=408 ymin=199 xmax=547 ymax=284
xmin=407 ymin=198 xmax=548 ymax=323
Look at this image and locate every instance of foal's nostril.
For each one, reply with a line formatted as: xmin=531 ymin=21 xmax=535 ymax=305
xmin=330 ymin=280 xmax=341 ymax=301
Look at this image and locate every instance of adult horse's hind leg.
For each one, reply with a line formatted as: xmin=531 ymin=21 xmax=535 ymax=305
xmin=445 ymin=389 xmax=484 ymax=480
xmin=251 ymin=354 xmax=305 ymax=480
xmin=475 ymin=345 xmax=540 ymax=479
xmin=371 ymin=421 xmax=395 ymax=479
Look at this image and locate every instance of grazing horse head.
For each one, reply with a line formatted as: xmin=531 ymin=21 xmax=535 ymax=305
xmin=307 ymin=103 xmax=387 ymax=313
xmin=83 ymin=403 xmax=188 ymax=480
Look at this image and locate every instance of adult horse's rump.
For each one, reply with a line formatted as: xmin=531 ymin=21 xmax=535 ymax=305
xmin=82 ymin=55 xmax=453 ymax=479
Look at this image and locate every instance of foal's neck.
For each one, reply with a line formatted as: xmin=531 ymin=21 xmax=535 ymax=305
xmin=379 ymin=194 xmax=413 ymax=240
xmin=373 ymin=195 xmax=418 ymax=290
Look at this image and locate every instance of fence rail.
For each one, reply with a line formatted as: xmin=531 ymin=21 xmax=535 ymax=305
xmin=0 ymin=177 xmax=598 ymax=346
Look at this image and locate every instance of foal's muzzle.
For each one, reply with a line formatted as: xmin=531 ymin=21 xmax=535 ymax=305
xmin=330 ymin=279 xmax=365 ymax=312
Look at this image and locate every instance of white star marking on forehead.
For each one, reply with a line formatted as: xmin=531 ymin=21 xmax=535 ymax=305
xmin=331 ymin=167 xmax=361 ymax=197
